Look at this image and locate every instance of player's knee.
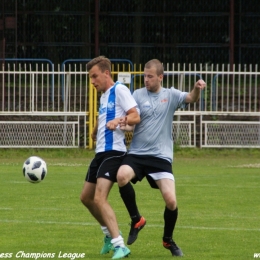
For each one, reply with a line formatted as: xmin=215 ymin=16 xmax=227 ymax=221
xmin=93 ymin=194 xmax=106 ymax=207
xmin=167 ymin=203 xmax=177 ymax=211
xmin=164 ymin=195 xmax=177 ymax=210
xmin=117 ymin=169 xmax=129 ymax=187
xmin=117 ymin=165 xmax=134 ymax=187
xmin=80 ymin=193 xmax=92 ymax=208
xmin=116 ymin=171 xmax=125 ymax=186
xmin=80 ymin=194 xmax=86 ymax=206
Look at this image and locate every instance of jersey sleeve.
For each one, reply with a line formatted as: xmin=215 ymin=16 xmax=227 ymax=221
xmin=170 ymin=87 xmax=188 ymax=109
xmin=132 ymin=90 xmax=140 ymax=114
xmin=116 ymin=84 xmax=138 ymax=112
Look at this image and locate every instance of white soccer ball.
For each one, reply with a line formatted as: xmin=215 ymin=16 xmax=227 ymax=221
xmin=22 ymin=156 xmax=47 ymax=183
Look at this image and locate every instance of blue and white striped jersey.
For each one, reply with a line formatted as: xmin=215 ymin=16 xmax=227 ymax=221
xmin=95 ymin=81 xmax=137 ymax=153
xmin=129 ymin=86 xmax=188 ymax=163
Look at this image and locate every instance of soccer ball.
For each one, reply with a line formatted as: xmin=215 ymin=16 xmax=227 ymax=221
xmin=23 ymin=156 xmax=47 ymax=183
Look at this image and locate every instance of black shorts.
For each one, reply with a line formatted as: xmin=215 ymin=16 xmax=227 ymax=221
xmin=121 ymin=154 xmax=173 ymax=189
xmin=85 ymin=150 xmax=127 ymax=183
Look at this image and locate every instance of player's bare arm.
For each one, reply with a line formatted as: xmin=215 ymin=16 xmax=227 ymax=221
xmin=91 ymin=122 xmax=98 ymax=141
xmin=119 ymin=107 xmax=140 ymax=131
xmin=125 ymin=107 xmax=140 ymax=126
xmin=106 ymin=107 xmax=140 ymax=130
xmin=119 ymin=117 xmax=135 ymax=131
xmin=185 ymin=79 xmax=206 ymax=103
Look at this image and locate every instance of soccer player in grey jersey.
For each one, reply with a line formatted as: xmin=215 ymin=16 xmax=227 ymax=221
xmin=117 ymin=59 xmax=206 ymax=257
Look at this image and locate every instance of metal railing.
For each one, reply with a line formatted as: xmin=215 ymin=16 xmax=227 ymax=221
xmin=1 ymin=62 xmax=260 ymax=148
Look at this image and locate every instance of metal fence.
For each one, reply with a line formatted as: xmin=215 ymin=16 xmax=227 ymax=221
xmin=1 ymin=61 xmax=260 ymax=148
xmin=0 ymin=119 xmax=82 ymax=148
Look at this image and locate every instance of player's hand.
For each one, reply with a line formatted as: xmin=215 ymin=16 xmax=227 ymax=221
xmin=106 ymin=119 xmax=119 ymax=130
xmin=91 ymin=132 xmax=97 ymax=141
xmin=195 ymin=79 xmax=206 ymax=90
xmin=118 ymin=116 xmax=127 ymax=130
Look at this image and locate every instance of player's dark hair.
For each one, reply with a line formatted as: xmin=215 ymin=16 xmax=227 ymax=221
xmin=87 ymin=56 xmax=112 ymax=73
xmin=144 ymin=59 xmax=164 ymax=76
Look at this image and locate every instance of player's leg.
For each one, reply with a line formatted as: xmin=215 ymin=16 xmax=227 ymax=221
xmin=117 ymin=162 xmax=146 ymax=245
xmin=156 ymin=177 xmax=177 ymax=210
xmin=94 ymin=151 xmax=130 ymax=259
xmin=94 ymin=178 xmax=118 ymax=255
xmin=156 ymin=178 xmax=183 ymax=257
xmin=80 ymin=181 xmax=105 ymax=226
xmin=95 ymin=178 xmax=119 ymax=238
xmin=80 ymin=155 xmax=116 ymax=255
xmin=95 ymin=177 xmax=130 ymax=258
xmin=80 ymin=155 xmax=106 ymax=225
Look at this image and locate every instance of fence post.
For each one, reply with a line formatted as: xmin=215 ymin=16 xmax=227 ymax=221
xmin=88 ymin=77 xmax=94 ymax=149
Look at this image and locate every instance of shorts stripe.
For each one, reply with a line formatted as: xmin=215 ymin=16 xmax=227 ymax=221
xmin=149 ymin=172 xmax=174 ymax=181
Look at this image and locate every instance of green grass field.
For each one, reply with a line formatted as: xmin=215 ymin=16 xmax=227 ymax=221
xmin=0 ymin=148 xmax=260 ymax=260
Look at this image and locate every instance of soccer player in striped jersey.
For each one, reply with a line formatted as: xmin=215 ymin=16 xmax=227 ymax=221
xmin=117 ymin=59 xmax=206 ymax=257
xmin=80 ymin=56 xmax=140 ymax=259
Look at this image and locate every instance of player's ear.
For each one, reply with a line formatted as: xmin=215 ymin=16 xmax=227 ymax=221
xmin=105 ymin=69 xmax=111 ymax=77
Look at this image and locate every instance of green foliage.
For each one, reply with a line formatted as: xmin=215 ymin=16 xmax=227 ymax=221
xmin=0 ymin=148 xmax=259 ymax=260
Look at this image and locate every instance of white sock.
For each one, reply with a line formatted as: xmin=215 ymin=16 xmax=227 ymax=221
xmin=111 ymin=235 xmax=125 ymax=248
xmin=101 ymin=226 xmax=111 ymax=237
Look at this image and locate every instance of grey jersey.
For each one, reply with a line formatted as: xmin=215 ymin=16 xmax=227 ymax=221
xmin=129 ymin=86 xmax=188 ymax=163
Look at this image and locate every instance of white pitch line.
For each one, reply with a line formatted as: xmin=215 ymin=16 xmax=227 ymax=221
xmin=0 ymin=219 xmax=260 ymax=232
xmin=1 ymin=208 xmax=258 ymax=220
xmin=0 ymin=207 xmax=79 ymax=211
xmin=0 ymin=162 xmax=90 ymax=167
xmin=177 ymin=225 xmax=260 ymax=232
